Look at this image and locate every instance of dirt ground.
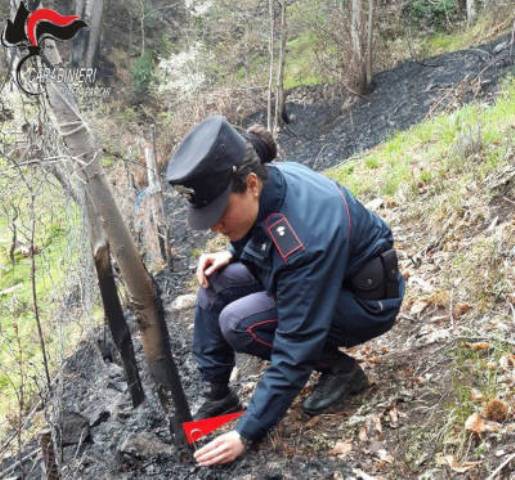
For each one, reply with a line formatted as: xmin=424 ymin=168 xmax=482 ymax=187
xmin=1 ymin=35 xmax=513 ymax=480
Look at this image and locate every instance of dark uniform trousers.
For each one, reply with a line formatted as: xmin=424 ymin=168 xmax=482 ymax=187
xmin=193 ymin=262 xmax=405 ymax=385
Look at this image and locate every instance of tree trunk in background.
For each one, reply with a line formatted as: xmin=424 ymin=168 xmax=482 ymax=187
xmin=350 ymin=0 xmax=367 ymax=94
xmin=144 ymin=127 xmax=171 ymax=267
xmin=466 ymin=0 xmax=477 ymax=26
xmin=6 ymin=0 xmax=21 ymax=84
xmin=273 ymin=0 xmax=287 ymax=133
xmin=267 ymin=0 xmax=275 ymax=131
xmin=43 ymin=41 xmax=192 ymax=447
xmin=85 ymin=197 xmax=145 ymax=408
xmin=72 ymin=0 xmax=103 ymax=68
xmin=85 ymin=0 xmax=103 ymax=68
xmin=366 ymin=0 xmax=374 ymax=89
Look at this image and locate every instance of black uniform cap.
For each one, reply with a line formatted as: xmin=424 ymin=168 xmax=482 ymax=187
xmin=166 ymin=115 xmax=247 ymax=230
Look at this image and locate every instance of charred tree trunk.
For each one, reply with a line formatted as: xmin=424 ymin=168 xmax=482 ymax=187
xmin=40 ymin=429 xmax=60 ymax=480
xmin=85 ymin=198 xmax=145 ymax=408
xmin=42 ymin=41 xmax=192 ymax=447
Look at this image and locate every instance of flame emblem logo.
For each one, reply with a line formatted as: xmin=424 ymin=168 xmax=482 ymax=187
xmin=1 ymin=1 xmax=88 ymax=95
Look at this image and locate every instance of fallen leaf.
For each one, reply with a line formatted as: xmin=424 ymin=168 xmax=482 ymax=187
xmin=483 ymin=420 xmax=502 ymax=432
xmin=483 ymin=399 xmax=509 ymax=422
xmin=367 ymin=355 xmax=382 ymax=364
xmin=427 ymin=290 xmax=449 ymax=308
xmin=351 ymin=467 xmax=384 ymax=480
xmin=499 ymin=354 xmax=515 ymax=371
xmin=444 ymin=455 xmax=481 ymax=473
xmin=365 ymin=198 xmax=384 ymax=211
xmin=376 ymin=448 xmax=394 ymax=464
xmin=465 ymin=412 xmax=485 ymax=433
xmin=368 ymin=414 xmax=383 ymax=435
xmin=470 ymin=388 xmax=483 ymax=401
xmin=465 ymin=412 xmax=502 ymax=434
xmin=329 ymin=440 xmax=353 ymax=457
xmin=304 ymin=416 xmax=321 ymax=429
xmin=410 ymin=300 xmax=429 ymax=316
xmin=358 ymin=426 xmax=368 ymax=442
xmin=465 ymin=342 xmax=491 ymax=351
xmin=453 ymin=303 xmax=472 ymax=318
xmin=388 ymin=407 xmax=399 ymax=428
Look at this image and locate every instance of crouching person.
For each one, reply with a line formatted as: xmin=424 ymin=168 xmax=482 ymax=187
xmin=166 ymin=115 xmax=405 ymax=465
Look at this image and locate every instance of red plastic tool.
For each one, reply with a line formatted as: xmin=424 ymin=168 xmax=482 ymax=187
xmin=182 ymin=411 xmax=244 ymax=445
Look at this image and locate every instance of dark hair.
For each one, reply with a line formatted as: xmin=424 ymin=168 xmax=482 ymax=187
xmin=232 ymin=124 xmax=277 ymax=193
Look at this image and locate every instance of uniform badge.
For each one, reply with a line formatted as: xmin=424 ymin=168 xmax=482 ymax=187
xmin=265 ymin=213 xmax=304 ymax=262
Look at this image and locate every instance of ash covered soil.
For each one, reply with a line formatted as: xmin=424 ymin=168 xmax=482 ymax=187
xmin=1 ymin=36 xmax=513 ymax=480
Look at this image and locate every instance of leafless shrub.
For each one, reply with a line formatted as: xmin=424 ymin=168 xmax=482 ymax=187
xmin=452 ymin=123 xmax=483 ymax=160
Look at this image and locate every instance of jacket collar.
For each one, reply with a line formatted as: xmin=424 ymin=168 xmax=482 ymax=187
xmin=256 ymin=164 xmax=286 ymax=224
xmin=230 ymin=165 xmax=286 ymax=260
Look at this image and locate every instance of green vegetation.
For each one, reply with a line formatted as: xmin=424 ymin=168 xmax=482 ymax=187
xmin=327 ymin=75 xmax=514 ymax=200
xmin=284 ymin=31 xmax=324 ymax=89
xmin=418 ymin=11 xmax=515 ymax=57
xmin=406 ymin=0 xmax=461 ymax=30
xmin=131 ymin=50 xmax=156 ymax=99
xmin=327 ymin=75 xmax=513 ymax=466
xmin=442 ymin=338 xmax=513 ymax=458
xmin=0 ymin=174 xmax=89 ymax=436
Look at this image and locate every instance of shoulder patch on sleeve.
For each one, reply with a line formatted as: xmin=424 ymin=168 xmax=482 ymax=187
xmin=264 ymin=213 xmax=305 ymax=262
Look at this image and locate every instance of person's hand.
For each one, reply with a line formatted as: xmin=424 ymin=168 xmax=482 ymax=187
xmin=196 ymin=251 xmax=233 ymax=288
xmin=194 ymin=430 xmax=245 ymax=466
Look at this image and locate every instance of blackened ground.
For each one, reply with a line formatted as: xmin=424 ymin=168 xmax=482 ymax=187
xmin=1 ymin=35 xmax=513 ymax=480
xmin=253 ymin=34 xmax=514 ymax=171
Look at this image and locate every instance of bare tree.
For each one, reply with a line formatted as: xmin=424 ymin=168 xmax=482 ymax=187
xmin=366 ymin=0 xmax=374 ymax=89
xmin=144 ymin=128 xmax=171 ymax=266
xmin=71 ymin=0 xmax=104 ymax=68
xmin=466 ymin=0 xmax=477 ymax=26
xmin=7 ymin=152 xmax=52 ymax=392
xmin=350 ymin=0 xmax=367 ymax=94
xmin=273 ymin=0 xmax=287 ymax=133
xmin=41 ymin=40 xmax=192 ymax=445
xmin=267 ymin=0 xmax=275 ymax=131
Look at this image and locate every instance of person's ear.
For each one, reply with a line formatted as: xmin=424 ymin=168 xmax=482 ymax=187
xmin=247 ymin=173 xmax=259 ymax=196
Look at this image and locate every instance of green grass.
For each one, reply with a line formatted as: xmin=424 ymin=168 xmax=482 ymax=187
xmin=417 ymin=10 xmax=514 ymax=57
xmin=284 ymin=31 xmax=324 ymax=89
xmin=441 ymin=338 xmax=513 ymax=459
xmin=326 ymin=75 xmax=515 ymax=200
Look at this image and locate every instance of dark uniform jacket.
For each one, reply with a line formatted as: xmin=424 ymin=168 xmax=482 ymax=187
xmin=229 ymin=161 xmax=398 ymax=441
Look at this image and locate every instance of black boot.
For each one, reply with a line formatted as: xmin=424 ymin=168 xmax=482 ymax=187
xmin=302 ymin=351 xmax=369 ymax=416
xmin=194 ymin=382 xmax=242 ymax=420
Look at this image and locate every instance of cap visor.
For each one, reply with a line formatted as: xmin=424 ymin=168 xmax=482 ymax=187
xmin=188 ymin=181 xmax=232 ymax=230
